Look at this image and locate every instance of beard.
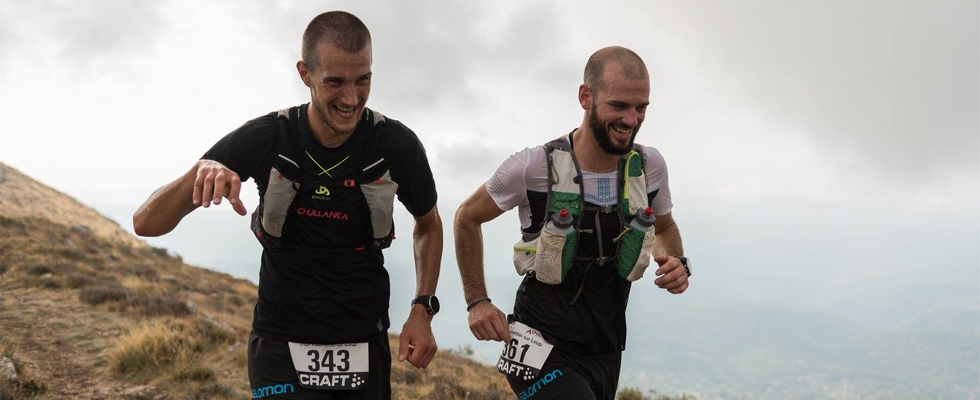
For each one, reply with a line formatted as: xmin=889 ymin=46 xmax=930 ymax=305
xmin=588 ymin=102 xmax=635 ymax=155
xmin=312 ymin=98 xmax=359 ymax=136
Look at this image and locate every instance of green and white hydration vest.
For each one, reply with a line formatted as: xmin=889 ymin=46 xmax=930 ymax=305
xmin=512 ymin=135 xmax=657 ymax=285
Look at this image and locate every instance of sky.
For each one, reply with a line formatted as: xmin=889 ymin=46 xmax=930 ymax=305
xmin=1 ymin=0 xmax=977 ymax=397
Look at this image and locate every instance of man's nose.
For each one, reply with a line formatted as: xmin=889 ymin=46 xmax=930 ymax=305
xmin=339 ymin=84 xmax=358 ymax=107
xmin=621 ymin=110 xmax=639 ymax=128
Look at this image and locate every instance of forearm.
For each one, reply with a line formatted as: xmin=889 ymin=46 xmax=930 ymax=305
xmin=654 ymin=223 xmax=684 ymax=258
xmin=412 ymin=213 xmax=443 ymax=297
xmin=453 ymin=216 xmax=489 ymax=303
xmin=133 ymin=164 xmax=198 ymax=237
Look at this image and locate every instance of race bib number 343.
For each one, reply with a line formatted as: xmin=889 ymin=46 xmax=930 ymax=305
xmin=287 ymin=342 xmax=369 ymax=390
xmin=496 ymin=321 xmax=554 ymax=381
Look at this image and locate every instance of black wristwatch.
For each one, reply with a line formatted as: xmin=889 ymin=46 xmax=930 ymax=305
xmin=412 ymin=295 xmax=440 ymax=316
xmin=678 ymin=256 xmax=692 ymax=277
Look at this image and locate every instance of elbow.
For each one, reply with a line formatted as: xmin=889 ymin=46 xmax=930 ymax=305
xmin=132 ymin=209 xmax=159 ymax=237
xmin=132 ymin=214 xmax=150 ymax=237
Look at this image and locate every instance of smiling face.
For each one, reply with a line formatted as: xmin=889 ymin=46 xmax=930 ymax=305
xmin=584 ymin=63 xmax=650 ymax=155
xmin=299 ymin=42 xmax=373 ymax=137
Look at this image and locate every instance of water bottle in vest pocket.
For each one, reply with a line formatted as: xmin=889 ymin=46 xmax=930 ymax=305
xmin=259 ymin=166 xmax=299 ymax=238
xmin=532 ymin=209 xmax=575 ymax=285
xmin=512 ymin=235 xmax=538 ymax=277
xmin=616 ymin=207 xmax=656 ymax=281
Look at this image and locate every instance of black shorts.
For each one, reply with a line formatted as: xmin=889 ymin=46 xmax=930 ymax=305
xmin=247 ymin=330 xmax=391 ymax=400
xmin=506 ymin=349 xmax=622 ymax=400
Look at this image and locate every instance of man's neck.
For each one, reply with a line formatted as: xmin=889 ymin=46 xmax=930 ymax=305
xmin=306 ymin=103 xmax=355 ymax=149
xmin=572 ymin=121 xmax=620 ymax=173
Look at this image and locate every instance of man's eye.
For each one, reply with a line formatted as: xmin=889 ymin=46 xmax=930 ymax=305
xmin=326 ymin=79 xmax=343 ymax=86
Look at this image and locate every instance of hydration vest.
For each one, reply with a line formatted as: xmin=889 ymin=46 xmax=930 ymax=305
xmin=512 ymin=133 xmax=655 ymax=287
xmin=250 ymin=106 xmax=398 ymax=251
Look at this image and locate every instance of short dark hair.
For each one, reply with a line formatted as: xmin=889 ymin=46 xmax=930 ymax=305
xmin=584 ymin=46 xmax=648 ymax=91
xmin=302 ymin=11 xmax=372 ymax=70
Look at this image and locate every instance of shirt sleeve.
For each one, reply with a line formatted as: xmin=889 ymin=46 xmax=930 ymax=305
xmin=201 ymin=113 xmax=278 ymax=183
xmin=643 ymin=146 xmax=673 ymax=216
xmin=384 ymin=120 xmax=438 ymax=217
xmin=485 ymin=148 xmax=531 ymax=212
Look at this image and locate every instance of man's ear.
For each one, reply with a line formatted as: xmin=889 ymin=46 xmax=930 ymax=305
xmin=297 ymin=60 xmax=312 ymax=88
xmin=578 ymin=84 xmax=592 ymax=110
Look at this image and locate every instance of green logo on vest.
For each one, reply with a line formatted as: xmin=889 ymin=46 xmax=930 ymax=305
xmin=313 ymin=186 xmax=331 ymax=201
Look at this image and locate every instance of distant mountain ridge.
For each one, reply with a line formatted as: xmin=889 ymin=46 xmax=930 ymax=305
xmin=0 ymin=162 xmax=144 ymax=248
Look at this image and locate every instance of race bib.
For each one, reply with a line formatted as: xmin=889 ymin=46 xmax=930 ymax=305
xmin=287 ymin=342 xmax=369 ymax=390
xmin=496 ymin=321 xmax=554 ymax=381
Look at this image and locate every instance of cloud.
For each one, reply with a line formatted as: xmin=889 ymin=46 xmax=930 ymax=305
xmin=662 ymin=0 xmax=980 ymax=180
xmin=1 ymin=0 xmax=170 ymax=72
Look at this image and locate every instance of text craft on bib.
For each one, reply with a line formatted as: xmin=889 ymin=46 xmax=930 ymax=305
xmin=496 ymin=321 xmax=554 ymax=381
xmin=287 ymin=342 xmax=369 ymax=390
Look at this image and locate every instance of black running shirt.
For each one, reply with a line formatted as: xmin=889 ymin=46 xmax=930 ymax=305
xmin=202 ymin=104 xmax=437 ymax=344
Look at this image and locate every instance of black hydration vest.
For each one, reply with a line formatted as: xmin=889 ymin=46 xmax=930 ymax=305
xmin=250 ymin=106 xmax=399 ymax=251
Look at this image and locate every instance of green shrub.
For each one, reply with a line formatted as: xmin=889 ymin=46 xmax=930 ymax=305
xmin=121 ymin=294 xmax=191 ymax=317
xmin=0 ymin=376 xmax=47 ymax=399
xmin=79 ymin=284 xmax=129 ymax=305
xmin=65 ymin=273 xmax=94 ymax=289
xmin=27 ymin=265 xmax=51 ymax=275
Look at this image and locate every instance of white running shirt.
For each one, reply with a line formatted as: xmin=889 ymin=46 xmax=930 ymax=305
xmin=486 ymin=143 xmax=672 ymax=230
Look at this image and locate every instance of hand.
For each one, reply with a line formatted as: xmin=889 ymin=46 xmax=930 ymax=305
xmin=192 ymin=160 xmax=247 ymax=215
xmin=398 ymin=305 xmax=438 ymax=369
xmin=467 ymin=301 xmax=511 ymax=342
xmin=653 ymin=255 xmax=689 ymax=294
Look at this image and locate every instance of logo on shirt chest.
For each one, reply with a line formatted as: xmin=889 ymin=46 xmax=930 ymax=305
xmin=296 ymin=207 xmax=349 ymax=220
xmin=312 ymin=186 xmax=332 ymax=201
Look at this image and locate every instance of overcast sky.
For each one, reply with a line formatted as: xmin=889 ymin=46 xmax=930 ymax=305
xmin=1 ymin=0 xmax=977 ymax=393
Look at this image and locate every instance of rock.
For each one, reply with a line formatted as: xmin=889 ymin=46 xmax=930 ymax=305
xmin=200 ymin=313 xmax=234 ymax=336
xmin=0 ymin=356 xmax=18 ymax=380
xmin=123 ymin=385 xmax=157 ymax=399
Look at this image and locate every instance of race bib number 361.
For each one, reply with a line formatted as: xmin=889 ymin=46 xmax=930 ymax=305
xmin=496 ymin=321 xmax=554 ymax=381
xmin=287 ymin=342 xmax=369 ymax=390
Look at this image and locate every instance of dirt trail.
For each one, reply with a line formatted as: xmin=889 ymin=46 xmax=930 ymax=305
xmin=1 ymin=287 xmax=143 ymax=399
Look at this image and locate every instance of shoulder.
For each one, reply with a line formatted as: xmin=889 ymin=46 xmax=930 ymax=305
xmin=371 ymin=111 xmax=426 ymax=155
xmin=497 ymin=146 xmax=547 ymax=174
xmin=636 ymin=143 xmax=667 ymax=171
xmin=236 ymin=111 xmax=279 ymax=138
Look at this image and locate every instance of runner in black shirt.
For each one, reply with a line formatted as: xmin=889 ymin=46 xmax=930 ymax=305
xmin=134 ymin=12 xmax=442 ymax=399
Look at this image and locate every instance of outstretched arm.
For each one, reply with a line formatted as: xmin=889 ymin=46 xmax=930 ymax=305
xmin=133 ymin=159 xmax=246 ymax=237
xmin=652 ymin=212 xmax=689 ymax=294
xmin=398 ymin=206 xmax=443 ymax=369
xmin=454 ymin=184 xmax=511 ymax=342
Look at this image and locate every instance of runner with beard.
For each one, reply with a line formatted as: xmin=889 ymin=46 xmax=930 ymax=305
xmin=454 ymin=47 xmax=690 ymax=399
xmin=133 ymin=12 xmax=442 ymax=399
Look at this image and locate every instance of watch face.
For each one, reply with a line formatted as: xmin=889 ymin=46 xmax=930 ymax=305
xmin=428 ymin=296 xmax=440 ymax=314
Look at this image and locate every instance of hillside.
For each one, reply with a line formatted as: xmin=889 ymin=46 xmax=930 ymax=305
xmin=0 ymin=163 xmax=512 ymax=399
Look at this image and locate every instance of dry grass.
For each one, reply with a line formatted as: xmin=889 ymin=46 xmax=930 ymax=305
xmin=0 ymin=335 xmax=48 ymax=400
xmin=109 ymin=322 xmax=201 ymax=377
xmin=618 ymin=387 xmax=698 ymax=400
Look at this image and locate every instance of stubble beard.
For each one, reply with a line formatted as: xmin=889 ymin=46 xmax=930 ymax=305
xmin=313 ymin=98 xmax=358 ymax=136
